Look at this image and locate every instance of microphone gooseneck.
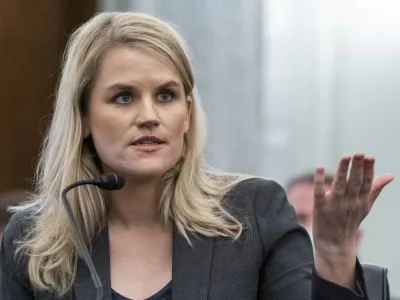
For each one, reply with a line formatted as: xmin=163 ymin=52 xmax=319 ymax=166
xmin=61 ymin=173 xmax=125 ymax=300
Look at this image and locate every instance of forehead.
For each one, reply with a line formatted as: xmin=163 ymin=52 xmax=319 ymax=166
xmin=288 ymin=183 xmax=314 ymax=208
xmin=287 ymin=182 xmax=331 ymax=210
xmin=95 ymin=46 xmax=182 ymax=86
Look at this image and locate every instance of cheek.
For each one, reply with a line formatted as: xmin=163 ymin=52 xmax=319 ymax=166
xmin=163 ymin=110 xmax=188 ymax=159
xmin=88 ymin=112 xmax=126 ymax=155
xmin=165 ymin=110 xmax=189 ymax=142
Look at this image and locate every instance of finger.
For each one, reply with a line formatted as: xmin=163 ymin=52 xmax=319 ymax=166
xmin=346 ymin=153 xmax=365 ymax=197
xmin=360 ymin=155 xmax=375 ymax=198
xmin=331 ymin=155 xmax=351 ymax=198
xmin=368 ymin=173 xmax=394 ymax=206
xmin=314 ymin=166 xmax=326 ymax=205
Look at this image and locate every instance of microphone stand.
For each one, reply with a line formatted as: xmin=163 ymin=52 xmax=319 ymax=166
xmin=62 ymin=180 xmax=103 ymax=300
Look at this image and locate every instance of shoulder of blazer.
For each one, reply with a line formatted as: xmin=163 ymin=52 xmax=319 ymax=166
xmin=223 ymin=177 xmax=288 ymax=215
xmin=2 ymin=209 xmax=36 ymax=275
xmin=3 ymin=209 xmax=34 ymax=247
xmin=219 ymin=177 xmax=290 ymax=240
xmin=3 ymin=209 xmax=33 ymax=244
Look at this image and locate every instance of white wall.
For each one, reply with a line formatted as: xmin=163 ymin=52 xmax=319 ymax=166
xmin=262 ymin=0 xmax=400 ymax=292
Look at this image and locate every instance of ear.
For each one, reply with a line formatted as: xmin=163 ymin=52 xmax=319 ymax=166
xmin=82 ymin=115 xmax=90 ymax=139
xmin=183 ymin=96 xmax=192 ymax=133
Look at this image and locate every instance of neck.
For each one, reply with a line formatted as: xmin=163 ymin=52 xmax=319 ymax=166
xmin=107 ymin=177 xmax=164 ymax=228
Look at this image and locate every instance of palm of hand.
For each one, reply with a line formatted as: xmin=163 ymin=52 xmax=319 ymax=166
xmin=312 ymin=153 xmax=394 ymax=251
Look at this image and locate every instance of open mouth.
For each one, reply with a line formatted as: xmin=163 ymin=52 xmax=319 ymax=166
xmin=131 ymin=136 xmax=166 ymax=148
xmin=134 ymin=141 xmax=164 ymax=145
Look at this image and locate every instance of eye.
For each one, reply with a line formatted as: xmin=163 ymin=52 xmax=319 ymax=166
xmin=115 ymin=91 xmax=133 ymax=104
xmin=157 ymin=90 xmax=175 ymax=102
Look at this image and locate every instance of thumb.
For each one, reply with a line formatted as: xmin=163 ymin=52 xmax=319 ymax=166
xmin=369 ymin=174 xmax=394 ymax=205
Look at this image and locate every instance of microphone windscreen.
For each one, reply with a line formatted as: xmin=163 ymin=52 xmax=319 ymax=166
xmin=93 ymin=173 xmax=125 ymax=191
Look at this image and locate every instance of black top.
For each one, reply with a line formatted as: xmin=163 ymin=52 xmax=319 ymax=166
xmin=111 ymin=281 xmax=172 ymax=300
xmin=1 ymin=178 xmax=369 ymax=299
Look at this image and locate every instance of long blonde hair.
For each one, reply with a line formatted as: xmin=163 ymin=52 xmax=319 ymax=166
xmin=12 ymin=12 xmax=253 ymax=296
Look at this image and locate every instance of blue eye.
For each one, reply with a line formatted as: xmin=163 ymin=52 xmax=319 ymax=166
xmin=115 ymin=92 xmax=132 ymax=104
xmin=158 ymin=90 xmax=175 ymax=102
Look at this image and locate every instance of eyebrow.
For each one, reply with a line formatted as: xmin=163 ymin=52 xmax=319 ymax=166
xmin=105 ymin=80 xmax=182 ymax=92
xmin=158 ymin=80 xmax=181 ymax=89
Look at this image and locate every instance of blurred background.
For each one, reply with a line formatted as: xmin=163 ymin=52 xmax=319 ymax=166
xmin=1 ymin=0 xmax=399 ymax=293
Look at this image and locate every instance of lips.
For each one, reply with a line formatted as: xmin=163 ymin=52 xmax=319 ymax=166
xmin=131 ymin=135 xmax=166 ymax=146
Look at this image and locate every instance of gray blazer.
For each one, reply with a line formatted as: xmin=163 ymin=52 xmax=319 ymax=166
xmin=1 ymin=178 xmax=368 ymax=299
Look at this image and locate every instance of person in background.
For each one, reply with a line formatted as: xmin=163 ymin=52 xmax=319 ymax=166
xmin=0 ymin=190 xmax=27 ymax=244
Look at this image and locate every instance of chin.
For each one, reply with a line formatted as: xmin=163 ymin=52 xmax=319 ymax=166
xmin=123 ymin=163 xmax=176 ymax=180
xmin=133 ymin=169 xmax=168 ymax=179
xmin=103 ymin=155 xmax=180 ymax=181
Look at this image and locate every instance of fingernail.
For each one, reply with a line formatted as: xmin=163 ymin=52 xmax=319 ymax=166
xmin=354 ymin=153 xmax=365 ymax=160
xmin=364 ymin=155 xmax=374 ymax=161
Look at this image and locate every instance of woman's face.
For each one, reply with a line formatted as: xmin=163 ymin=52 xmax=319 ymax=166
xmin=84 ymin=47 xmax=191 ymax=180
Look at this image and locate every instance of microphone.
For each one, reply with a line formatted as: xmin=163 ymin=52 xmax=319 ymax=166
xmin=61 ymin=173 xmax=125 ymax=300
xmin=92 ymin=173 xmax=125 ymax=191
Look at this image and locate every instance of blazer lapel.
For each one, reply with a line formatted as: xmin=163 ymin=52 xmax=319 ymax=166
xmin=74 ymin=227 xmax=112 ymax=300
xmin=172 ymin=228 xmax=214 ymax=300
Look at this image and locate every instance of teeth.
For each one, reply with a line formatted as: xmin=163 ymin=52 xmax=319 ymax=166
xmin=139 ymin=141 xmax=159 ymax=145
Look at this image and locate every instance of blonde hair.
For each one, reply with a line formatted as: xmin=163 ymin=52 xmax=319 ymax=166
xmin=12 ymin=12 xmax=253 ymax=296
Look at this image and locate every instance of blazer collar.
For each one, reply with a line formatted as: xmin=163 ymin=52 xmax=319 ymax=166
xmin=74 ymin=227 xmax=112 ymax=300
xmin=73 ymin=225 xmax=214 ymax=300
xmin=172 ymin=227 xmax=214 ymax=300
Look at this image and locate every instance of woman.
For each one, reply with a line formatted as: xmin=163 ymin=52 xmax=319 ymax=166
xmin=0 ymin=12 xmax=394 ymax=300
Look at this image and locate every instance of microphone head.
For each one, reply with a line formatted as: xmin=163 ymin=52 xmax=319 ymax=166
xmin=93 ymin=173 xmax=125 ymax=191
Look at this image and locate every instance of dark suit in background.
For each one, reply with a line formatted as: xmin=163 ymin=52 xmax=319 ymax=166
xmin=1 ymin=179 xmax=368 ymax=299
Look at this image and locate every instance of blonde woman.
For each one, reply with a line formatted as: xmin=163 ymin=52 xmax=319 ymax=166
xmin=0 ymin=12 xmax=394 ymax=300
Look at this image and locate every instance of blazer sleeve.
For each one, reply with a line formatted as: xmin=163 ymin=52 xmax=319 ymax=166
xmin=252 ymin=179 xmax=368 ymax=300
xmin=0 ymin=212 xmax=34 ymax=300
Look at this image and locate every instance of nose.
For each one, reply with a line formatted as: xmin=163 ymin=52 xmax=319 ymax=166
xmin=136 ymin=98 xmax=160 ymax=130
